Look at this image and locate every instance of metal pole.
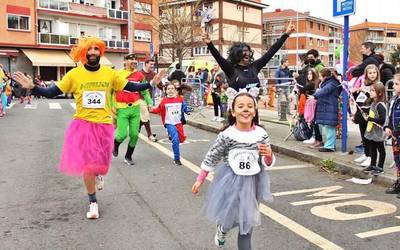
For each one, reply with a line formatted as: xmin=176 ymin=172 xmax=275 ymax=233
xmin=341 ymin=15 xmax=349 ymax=152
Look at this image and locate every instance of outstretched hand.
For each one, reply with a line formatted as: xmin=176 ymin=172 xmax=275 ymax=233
xmin=14 ymin=72 xmax=34 ymax=89
xmin=285 ymin=20 xmax=296 ymax=36
xmin=202 ymin=31 xmax=211 ymax=44
xmin=151 ymin=70 xmax=166 ymax=87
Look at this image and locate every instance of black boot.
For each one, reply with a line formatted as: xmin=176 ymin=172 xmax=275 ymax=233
xmin=124 ymin=146 xmax=135 ymax=166
xmin=113 ymin=139 xmax=121 ymax=157
xmin=387 ymin=179 xmax=400 ymax=194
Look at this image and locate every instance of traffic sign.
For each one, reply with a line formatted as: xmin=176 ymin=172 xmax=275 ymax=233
xmin=333 ymin=0 xmax=355 ymax=17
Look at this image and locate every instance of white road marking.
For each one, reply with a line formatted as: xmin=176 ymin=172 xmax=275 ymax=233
xmin=6 ymin=103 xmax=15 ymax=109
xmin=138 ymin=133 xmax=344 ymax=250
xmin=267 ymin=164 xmax=312 ymax=171
xmin=70 ymin=103 xmax=76 ymax=110
xmin=49 ymin=103 xmax=62 ymax=109
xmin=355 ymin=216 xmax=400 ymax=238
xmin=24 ymin=103 xmax=37 ymax=109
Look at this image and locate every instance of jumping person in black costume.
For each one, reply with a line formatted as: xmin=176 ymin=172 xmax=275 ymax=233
xmin=202 ymin=23 xmax=296 ymax=91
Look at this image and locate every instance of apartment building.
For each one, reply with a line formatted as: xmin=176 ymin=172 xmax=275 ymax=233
xmin=350 ymin=21 xmax=400 ymax=64
xmin=0 ymin=0 xmax=159 ymax=81
xmin=263 ymin=9 xmax=343 ymax=70
xmin=158 ymin=0 xmax=268 ymax=67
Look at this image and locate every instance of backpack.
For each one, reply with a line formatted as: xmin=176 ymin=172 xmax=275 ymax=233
xmin=304 ymin=99 xmax=317 ymax=124
xmin=293 ymin=117 xmax=313 ymax=141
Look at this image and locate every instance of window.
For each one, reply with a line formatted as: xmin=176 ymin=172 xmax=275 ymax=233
xmin=134 ymin=2 xmax=151 ymax=15
xmin=272 ymin=24 xmax=285 ymax=33
xmin=309 ymin=21 xmax=313 ymax=29
xmin=134 ymin=30 xmax=151 ymax=42
xmin=322 ymin=25 xmax=325 ymax=31
xmin=387 ymin=32 xmax=397 ymax=38
xmin=193 ymin=46 xmax=210 ymax=56
xmin=205 ymin=24 xmax=213 ymax=33
xmin=237 ymin=5 xmax=242 ymax=11
xmin=39 ymin=19 xmax=52 ymax=33
xmin=309 ymin=37 xmax=313 ymax=45
xmin=7 ymin=15 xmax=30 ymax=31
xmin=317 ymin=23 xmax=321 ymax=30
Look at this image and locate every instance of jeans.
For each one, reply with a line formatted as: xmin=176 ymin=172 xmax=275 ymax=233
xmin=319 ymin=124 xmax=336 ymax=150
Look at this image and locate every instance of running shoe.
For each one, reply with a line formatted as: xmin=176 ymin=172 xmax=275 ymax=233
xmin=216 ymin=117 xmax=225 ymax=122
xmin=86 ymin=202 xmax=99 ymax=219
xmin=354 ymin=154 xmax=367 ymax=163
xmin=214 ymin=224 xmax=227 ymax=248
xmin=96 ymin=175 xmax=104 ymax=191
xmin=124 ymin=158 xmax=135 ymax=166
xmin=173 ymin=160 xmax=182 ymax=166
xmin=149 ymin=134 xmax=158 ymax=142
xmin=360 ymin=157 xmax=371 ymax=167
xmin=371 ymin=167 xmax=384 ymax=175
xmin=363 ymin=166 xmax=375 ymax=173
xmin=386 ymin=180 xmax=400 ymax=194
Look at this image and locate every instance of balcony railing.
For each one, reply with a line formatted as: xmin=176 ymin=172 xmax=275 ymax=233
xmin=38 ymin=0 xmax=128 ymax=21
xmin=365 ymin=36 xmax=384 ymax=43
xmin=38 ymin=33 xmax=129 ymax=50
xmin=38 ymin=0 xmax=69 ymax=11
xmin=107 ymin=8 xmax=129 ymax=20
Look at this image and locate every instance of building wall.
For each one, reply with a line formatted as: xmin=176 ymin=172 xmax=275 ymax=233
xmin=349 ymin=30 xmax=367 ymax=64
xmin=222 ymin=1 xmax=261 ymax=25
xmin=105 ymin=52 xmax=125 ymax=69
xmin=0 ymin=0 xmax=36 ymax=46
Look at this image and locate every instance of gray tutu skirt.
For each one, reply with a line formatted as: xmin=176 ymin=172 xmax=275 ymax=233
xmin=202 ymin=164 xmax=273 ymax=235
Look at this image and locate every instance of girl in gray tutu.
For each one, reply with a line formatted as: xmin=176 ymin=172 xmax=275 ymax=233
xmin=192 ymin=88 xmax=275 ymax=249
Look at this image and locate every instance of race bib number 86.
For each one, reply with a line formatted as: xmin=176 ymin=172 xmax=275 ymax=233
xmin=82 ymin=91 xmax=106 ymax=109
xmin=228 ymin=149 xmax=261 ymax=176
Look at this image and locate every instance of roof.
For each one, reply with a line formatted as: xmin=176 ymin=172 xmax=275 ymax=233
xmin=263 ymin=9 xmax=342 ymax=28
xmin=350 ymin=21 xmax=400 ymax=31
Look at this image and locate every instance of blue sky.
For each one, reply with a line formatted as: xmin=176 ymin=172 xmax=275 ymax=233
xmin=262 ymin=0 xmax=400 ymax=25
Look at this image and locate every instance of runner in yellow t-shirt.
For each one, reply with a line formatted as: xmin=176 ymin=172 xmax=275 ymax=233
xmin=14 ymin=37 xmax=165 ymax=220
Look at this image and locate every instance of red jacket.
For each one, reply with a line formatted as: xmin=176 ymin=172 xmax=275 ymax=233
xmin=115 ymin=71 xmax=145 ymax=103
xmin=152 ymin=96 xmax=187 ymax=125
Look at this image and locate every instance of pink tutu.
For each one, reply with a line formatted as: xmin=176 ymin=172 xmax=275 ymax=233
xmin=59 ymin=119 xmax=114 ymax=176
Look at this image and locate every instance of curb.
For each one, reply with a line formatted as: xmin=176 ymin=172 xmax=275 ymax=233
xmin=187 ymin=119 xmax=396 ymax=188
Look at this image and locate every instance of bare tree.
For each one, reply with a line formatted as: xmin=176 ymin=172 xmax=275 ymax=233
xmin=135 ymin=0 xmax=203 ymax=65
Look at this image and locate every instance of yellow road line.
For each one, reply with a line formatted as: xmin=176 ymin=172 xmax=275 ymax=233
xmin=139 ymin=133 xmax=344 ymax=250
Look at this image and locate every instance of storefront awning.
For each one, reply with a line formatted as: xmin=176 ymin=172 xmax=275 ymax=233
xmin=0 ymin=49 xmax=18 ymax=57
xmin=22 ymin=49 xmax=76 ymax=67
xmin=100 ymin=56 xmax=113 ymax=67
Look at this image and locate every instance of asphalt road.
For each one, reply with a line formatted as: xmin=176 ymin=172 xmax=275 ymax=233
xmin=1 ymin=99 xmax=400 ymax=250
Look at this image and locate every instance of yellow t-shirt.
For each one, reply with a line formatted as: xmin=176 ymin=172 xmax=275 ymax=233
xmin=57 ymin=65 xmax=128 ymax=124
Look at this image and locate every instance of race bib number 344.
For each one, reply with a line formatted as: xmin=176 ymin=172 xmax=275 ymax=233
xmin=82 ymin=91 xmax=106 ymax=109
xmin=228 ymin=149 xmax=261 ymax=176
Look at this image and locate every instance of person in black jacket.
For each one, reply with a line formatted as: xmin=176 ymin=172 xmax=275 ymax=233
xmin=377 ymin=54 xmax=396 ymax=85
xmin=168 ymin=63 xmax=186 ymax=83
xmin=351 ymin=42 xmax=381 ymax=78
xmin=202 ymin=23 xmax=295 ymax=91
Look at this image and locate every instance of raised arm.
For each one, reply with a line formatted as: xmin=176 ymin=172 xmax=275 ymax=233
xmin=253 ymin=23 xmax=295 ymax=72
xmin=203 ymin=32 xmax=234 ymax=78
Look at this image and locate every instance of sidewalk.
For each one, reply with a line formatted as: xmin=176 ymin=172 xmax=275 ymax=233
xmin=187 ymin=106 xmax=397 ymax=187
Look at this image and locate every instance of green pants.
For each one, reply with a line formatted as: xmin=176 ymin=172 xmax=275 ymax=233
xmin=115 ymin=105 xmax=141 ymax=147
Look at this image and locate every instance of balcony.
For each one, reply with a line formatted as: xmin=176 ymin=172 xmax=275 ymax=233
xmin=38 ymin=0 xmax=128 ymax=21
xmin=38 ymin=33 xmax=129 ymax=50
xmin=329 ymin=31 xmax=342 ymax=39
xmin=329 ymin=44 xmax=336 ymax=51
xmin=365 ymin=36 xmax=384 ymax=43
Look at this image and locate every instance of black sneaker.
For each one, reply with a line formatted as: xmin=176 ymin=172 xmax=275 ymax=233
xmin=371 ymin=166 xmax=384 ymax=175
xmin=173 ymin=160 xmax=182 ymax=166
xmin=124 ymin=158 xmax=135 ymax=166
xmin=318 ymin=148 xmax=335 ymax=152
xmin=386 ymin=180 xmax=400 ymax=194
xmin=363 ymin=166 xmax=375 ymax=173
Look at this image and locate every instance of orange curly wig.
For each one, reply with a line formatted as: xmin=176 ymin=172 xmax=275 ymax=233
xmin=70 ymin=37 xmax=106 ymax=64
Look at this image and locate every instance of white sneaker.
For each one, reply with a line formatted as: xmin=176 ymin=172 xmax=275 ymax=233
xmin=211 ymin=117 xmax=218 ymax=121
xmin=303 ymin=137 xmax=316 ymax=144
xmin=96 ymin=175 xmax=104 ymax=191
xmin=214 ymin=224 xmax=227 ymax=248
xmin=360 ymin=157 xmax=371 ymax=167
xmin=86 ymin=202 xmax=99 ymax=219
xmin=354 ymin=154 xmax=367 ymax=163
xmin=148 ymin=134 xmax=158 ymax=142
xmin=216 ymin=117 xmax=225 ymax=122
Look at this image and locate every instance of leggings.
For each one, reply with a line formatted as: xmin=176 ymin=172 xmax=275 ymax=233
xmin=359 ymin=119 xmax=370 ymax=156
xmin=238 ymin=229 xmax=253 ymax=250
xmin=366 ymin=139 xmax=385 ymax=168
xmin=211 ymin=93 xmax=223 ymax=117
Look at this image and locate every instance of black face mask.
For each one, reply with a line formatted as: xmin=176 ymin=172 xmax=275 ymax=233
xmin=305 ymin=58 xmax=316 ymax=66
xmin=86 ymin=54 xmax=100 ymax=66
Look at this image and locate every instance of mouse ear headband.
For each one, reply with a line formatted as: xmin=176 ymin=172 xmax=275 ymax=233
xmin=226 ymin=87 xmax=259 ymax=111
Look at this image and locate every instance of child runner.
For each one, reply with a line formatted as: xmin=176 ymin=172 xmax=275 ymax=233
xmin=151 ymin=82 xmax=188 ymax=165
xmin=192 ymin=88 xmax=275 ymax=249
xmin=363 ymin=82 xmax=387 ymax=175
xmin=385 ymin=74 xmax=400 ymax=195
xmin=13 ymin=37 xmax=164 ymax=219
